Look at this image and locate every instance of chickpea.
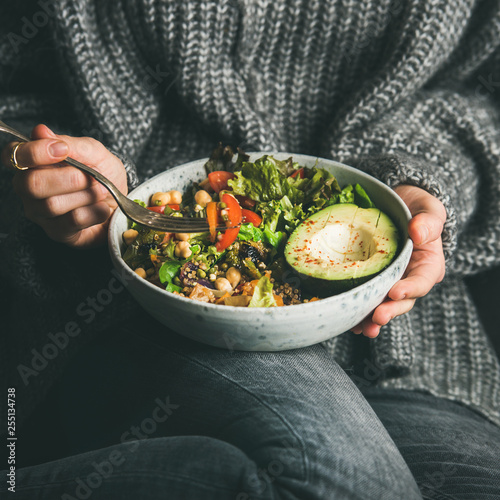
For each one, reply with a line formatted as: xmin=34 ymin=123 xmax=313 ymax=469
xmin=182 ymin=247 xmax=192 ymax=259
xmin=225 ymin=267 xmax=241 ymax=288
xmin=175 ymin=240 xmax=192 ymax=259
xmin=215 ymin=277 xmax=233 ymax=293
xmin=175 ymin=233 xmax=190 ymax=241
xmin=194 ymin=189 xmax=212 ymax=207
xmin=168 ymin=190 xmax=183 ymax=204
xmin=134 ymin=267 xmax=147 ymax=279
xmin=151 ymin=191 xmax=171 ymax=206
xmin=122 ymin=228 xmax=139 ymax=246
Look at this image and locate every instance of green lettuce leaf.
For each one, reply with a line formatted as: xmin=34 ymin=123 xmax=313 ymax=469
xmin=330 ymin=184 xmax=355 ymax=205
xmin=188 ymin=244 xmax=201 ymax=258
xmin=161 ymin=239 xmax=177 ymax=260
xmin=228 ymin=156 xmax=304 ymax=203
xmin=133 ymin=199 xmax=147 ymax=208
xmin=255 ymin=197 xmax=299 ymax=246
xmin=353 ymin=184 xmax=376 ymax=208
xmin=327 ymin=183 xmax=375 ymax=208
xmin=262 ymin=227 xmax=285 ymax=248
xmin=279 ymin=195 xmax=307 ymax=232
xmin=194 ymin=244 xmax=225 ymax=267
xmin=238 ymin=223 xmax=263 ymax=242
xmin=248 ymin=275 xmax=277 ymax=308
xmin=159 ymin=260 xmax=182 ymax=286
xmin=257 ymin=200 xmax=282 ymax=232
xmin=287 ymin=167 xmax=340 ymax=204
xmin=129 ymin=199 xmax=149 ymax=229
xmin=166 ymin=282 xmax=183 ymax=293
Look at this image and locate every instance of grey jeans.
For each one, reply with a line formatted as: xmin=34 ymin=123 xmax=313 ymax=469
xmin=2 ymin=325 xmax=499 ymax=499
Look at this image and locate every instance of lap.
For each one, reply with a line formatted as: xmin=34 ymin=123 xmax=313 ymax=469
xmin=364 ymin=388 xmax=500 ymax=500
xmin=7 ymin=317 xmax=498 ymax=500
xmin=46 ymin=318 xmax=421 ymax=500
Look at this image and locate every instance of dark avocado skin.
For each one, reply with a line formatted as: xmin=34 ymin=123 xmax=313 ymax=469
xmin=291 ymin=269 xmax=378 ymax=297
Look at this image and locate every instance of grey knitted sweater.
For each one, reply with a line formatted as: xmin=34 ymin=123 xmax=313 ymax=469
xmin=1 ymin=0 xmax=500 ymax=428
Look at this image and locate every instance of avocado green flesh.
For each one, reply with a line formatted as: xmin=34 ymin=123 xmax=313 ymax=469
xmin=285 ymin=203 xmax=399 ymax=295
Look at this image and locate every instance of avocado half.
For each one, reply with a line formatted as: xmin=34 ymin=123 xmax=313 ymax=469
xmin=285 ymin=203 xmax=399 ymax=296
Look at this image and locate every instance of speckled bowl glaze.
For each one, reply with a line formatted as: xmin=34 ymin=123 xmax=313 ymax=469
xmin=108 ymin=153 xmax=412 ymax=351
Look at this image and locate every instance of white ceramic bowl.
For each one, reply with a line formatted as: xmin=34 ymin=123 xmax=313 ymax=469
xmin=108 ymin=153 xmax=412 ymax=351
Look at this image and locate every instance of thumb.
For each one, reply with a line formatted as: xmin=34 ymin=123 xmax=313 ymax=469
xmin=408 ymin=212 xmax=444 ymax=245
xmin=394 ymin=185 xmax=446 ymax=245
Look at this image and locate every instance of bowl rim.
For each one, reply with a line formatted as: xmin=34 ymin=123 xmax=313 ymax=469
xmin=108 ymin=152 xmax=413 ymax=316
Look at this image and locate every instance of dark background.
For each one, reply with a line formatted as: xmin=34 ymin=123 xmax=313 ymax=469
xmin=468 ymin=269 xmax=500 ymax=354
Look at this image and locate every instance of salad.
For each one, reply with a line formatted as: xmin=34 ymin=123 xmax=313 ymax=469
xmin=122 ymin=145 xmax=395 ymax=307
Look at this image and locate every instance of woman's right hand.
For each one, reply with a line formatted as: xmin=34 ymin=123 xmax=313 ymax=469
xmin=1 ymin=124 xmax=128 ymax=248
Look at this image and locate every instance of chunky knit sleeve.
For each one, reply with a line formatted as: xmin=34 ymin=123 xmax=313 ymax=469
xmin=108 ymin=149 xmax=140 ymax=191
xmin=326 ymin=54 xmax=500 ymax=279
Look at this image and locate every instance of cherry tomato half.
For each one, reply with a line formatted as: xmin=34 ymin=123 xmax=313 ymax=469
xmin=241 ymin=208 xmax=262 ymax=227
xmin=147 ymin=205 xmax=165 ymax=214
xmin=208 ymin=171 xmax=235 ymax=193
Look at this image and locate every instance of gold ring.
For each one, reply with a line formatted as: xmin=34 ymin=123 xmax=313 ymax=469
xmin=10 ymin=142 xmax=28 ymax=171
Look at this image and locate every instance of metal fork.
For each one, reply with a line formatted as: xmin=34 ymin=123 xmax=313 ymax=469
xmin=0 ymin=120 xmax=232 ymax=233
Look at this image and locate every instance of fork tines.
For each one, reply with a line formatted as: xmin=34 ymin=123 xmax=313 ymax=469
xmin=140 ymin=216 xmax=210 ymax=232
xmin=137 ymin=213 xmax=237 ymax=233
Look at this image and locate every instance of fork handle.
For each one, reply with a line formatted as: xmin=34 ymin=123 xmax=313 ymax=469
xmin=0 ymin=120 xmax=125 ymax=205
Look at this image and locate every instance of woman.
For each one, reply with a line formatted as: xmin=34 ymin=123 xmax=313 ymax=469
xmin=1 ymin=0 xmax=499 ymax=498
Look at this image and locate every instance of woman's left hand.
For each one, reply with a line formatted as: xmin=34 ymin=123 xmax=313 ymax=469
xmin=351 ymin=185 xmax=447 ymax=338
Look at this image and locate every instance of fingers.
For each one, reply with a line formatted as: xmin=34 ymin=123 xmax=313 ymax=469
xmin=13 ymin=165 xmax=106 ymax=200
xmin=371 ymin=298 xmax=416 ymax=328
xmin=350 ymin=185 xmax=448 ymax=338
xmin=408 ymin=212 xmax=444 ymax=246
xmin=355 ymin=233 xmax=445 ymax=338
xmin=10 ymin=124 xmax=111 ymax=201
xmin=4 ymin=124 xmax=126 ymax=248
xmin=2 ymin=124 xmax=108 ymax=172
xmin=351 ymin=297 xmax=416 ymax=338
xmin=43 ymin=202 xmax=111 ymax=244
xmin=389 ymin=264 xmax=444 ymax=301
xmin=31 ymin=123 xmax=57 ymax=140
xmin=394 ymin=184 xmax=446 ymax=244
xmin=394 ymin=185 xmax=447 ymax=223
xmin=16 ymin=138 xmax=69 ymax=168
xmin=353 ymin=237 xmax=445 ymax=338
xmin=24 ymin=185 xmax=108 ymax=221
